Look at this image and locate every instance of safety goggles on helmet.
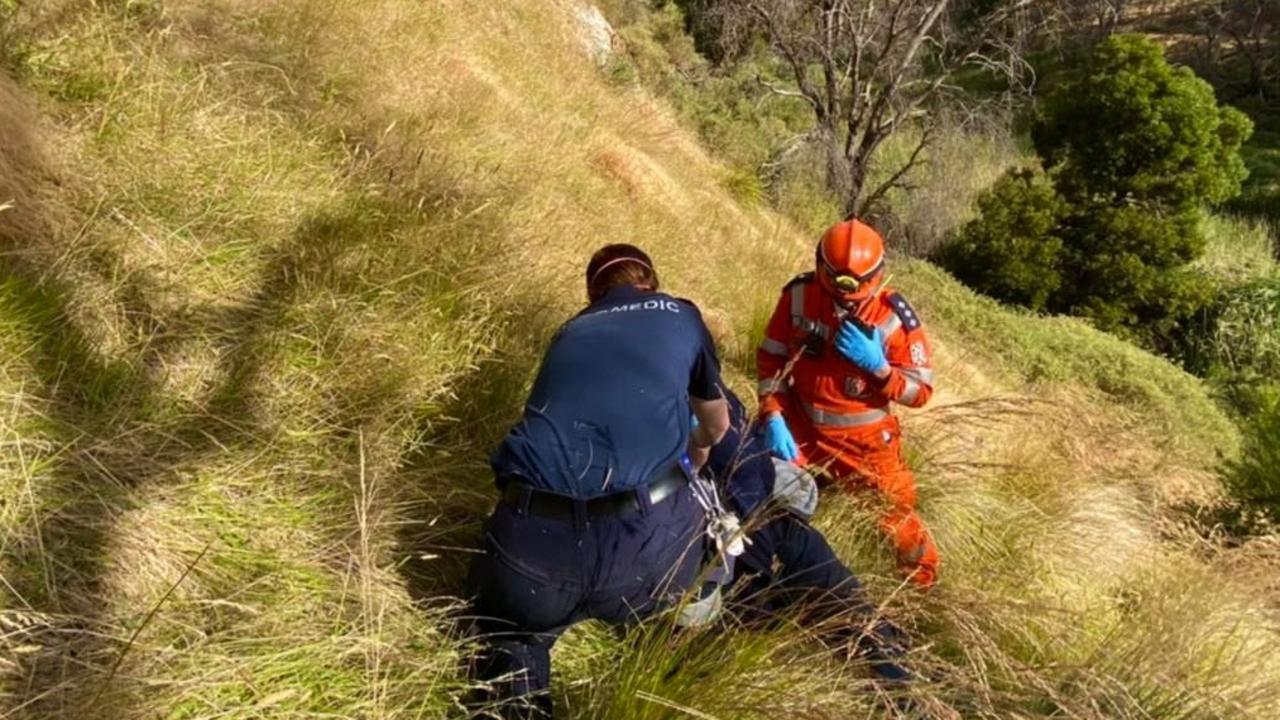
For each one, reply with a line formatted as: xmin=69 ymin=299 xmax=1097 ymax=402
xmin=818 ymin=251 xmax=882 ymax=294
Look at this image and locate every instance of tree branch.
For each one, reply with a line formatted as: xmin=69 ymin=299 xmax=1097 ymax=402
xmin=858 ymin=124 xmax=935 ymax=216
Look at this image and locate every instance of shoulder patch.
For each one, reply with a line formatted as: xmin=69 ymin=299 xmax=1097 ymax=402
xmin=784 ymin=272 xmax=815 ymax=290
xmin=886 ymin=292 xmax=922 ymax=332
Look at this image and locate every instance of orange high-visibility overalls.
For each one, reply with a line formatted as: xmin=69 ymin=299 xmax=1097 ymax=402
xmin=757 ymin=273 xmax=939 ymax=587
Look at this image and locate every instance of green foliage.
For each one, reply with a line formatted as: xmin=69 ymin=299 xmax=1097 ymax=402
xmin=718 ymin=165 xmax=763 ymax=205
xmin=605 ymin=2 xmax=817 ymax=219
xmin=1184 ymin=276 xmax=1280 ymax=415
xmin=1194 ymin=213 xmax=1278 ymax=285
xmin=938 ymin=168 xmax=1065 ymax=310
xmin=1053 ymin=204 xmax=1213 ymax=345
xmin=1227 ymin=389 xmax=1280 ymax=519
xmin=1033 ymin=35 xmax=1252 ymax=208
xmin=613 ymin=2 xmax=706 ymax=96
xmin=897 ymin=259 xmax=1240 ymax=466
xmin=1225 ymin=96 xmax=1280 ymax=222
xmin=943 ymin=36 xmax=1255 ymax=349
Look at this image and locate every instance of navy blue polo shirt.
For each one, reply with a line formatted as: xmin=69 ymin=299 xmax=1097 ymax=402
xmin=491 ymin=286 xmax=724 ymax=497
xmin=707 ymin=390 xmax=775 ymax=518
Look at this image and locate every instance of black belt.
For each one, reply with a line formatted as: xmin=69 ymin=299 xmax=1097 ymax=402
xmin=500 ymin=464 xmax=690 ymax=522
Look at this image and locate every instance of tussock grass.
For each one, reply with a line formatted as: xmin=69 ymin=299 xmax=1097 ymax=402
xmin=1196 ymin=214 xmax=1279 ymax=285
xmin=0 ymin=1 xmax=1278 ymax=718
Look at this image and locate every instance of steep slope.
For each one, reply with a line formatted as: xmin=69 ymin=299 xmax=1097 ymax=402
xmin=0 ymin=1 xmax=1276 ymax=718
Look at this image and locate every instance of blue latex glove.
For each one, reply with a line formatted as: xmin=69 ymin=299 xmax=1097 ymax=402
xmin=835 ymin=321 xmax=889 ymax=374
xmin=764 ymin=414 xmax=799 ymax=461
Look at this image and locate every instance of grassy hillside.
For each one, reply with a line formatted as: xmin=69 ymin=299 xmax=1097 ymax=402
xmin=1 ymin=1 xmax=1277 ymax=718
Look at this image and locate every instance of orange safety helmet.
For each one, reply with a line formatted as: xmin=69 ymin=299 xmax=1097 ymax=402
xmin=815 ymin=218 xmax=885 ymax=305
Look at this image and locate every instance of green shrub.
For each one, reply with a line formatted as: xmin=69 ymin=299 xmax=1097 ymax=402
xmin=1221 ymin=92 xmax=1280 ymax=223
xmin=943 ymin=36 xmax=1254 ymax=350
xmin=937 ymin=167 xmax=1065 ymax=310
xmin=613 ymin=2 xmax=706 ymax=95
xmin=718 ymin=165 xmax=763 ymax=205
xmin=1184 ymin=276 xmax=1280 ymax=388
xmin=1227 ymin=389 xmax=1280 ymax=519
xmin=1053 ymin=203 xmax=1214 ymax=347
xmin=1033 ymin=35 xmax=1252 ymax=208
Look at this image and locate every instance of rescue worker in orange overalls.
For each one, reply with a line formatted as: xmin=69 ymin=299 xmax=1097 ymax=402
xmin=756 ymin=218 xmax=939 ymax=588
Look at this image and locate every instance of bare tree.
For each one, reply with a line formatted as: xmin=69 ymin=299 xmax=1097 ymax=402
xmin=1196 ymin=0 xmax=1279 ymax=97
xmin=713 ymin=0 xmax=1030 ymax=218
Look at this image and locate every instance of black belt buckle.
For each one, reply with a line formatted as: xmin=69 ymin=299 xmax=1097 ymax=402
xmin=500 ymin=464 xmax=688 ymax=522
xmin=646 ymin=465 xmax=689 ymax=506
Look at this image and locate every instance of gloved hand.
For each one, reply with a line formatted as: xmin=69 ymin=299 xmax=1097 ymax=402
xmin=835 ymin=321 xmax=889 ymax=374
xmin=764 ymin=413 xmax=799 ymax=461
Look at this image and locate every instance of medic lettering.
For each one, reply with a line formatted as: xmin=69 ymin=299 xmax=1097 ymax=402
xmin=590 ymin=299 xmax=682 ymax=316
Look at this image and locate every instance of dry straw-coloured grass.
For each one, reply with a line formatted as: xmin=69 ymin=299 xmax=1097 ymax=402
xmin=0 ymin=0 xmax=1278 ymax=718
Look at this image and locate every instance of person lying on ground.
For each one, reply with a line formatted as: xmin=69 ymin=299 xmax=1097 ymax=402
xmin=687 ymin=388 xmax=911 ymax=684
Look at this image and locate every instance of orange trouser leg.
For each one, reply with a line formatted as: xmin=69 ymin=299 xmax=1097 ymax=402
xmin=787 ymin=411 xmax=939 ymax=588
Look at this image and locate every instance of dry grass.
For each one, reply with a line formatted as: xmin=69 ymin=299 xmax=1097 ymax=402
xmin=1196 ymin=213 xmax=1279 ymax=285
xmin=0 ymin=1 xmax=1277 ymax=718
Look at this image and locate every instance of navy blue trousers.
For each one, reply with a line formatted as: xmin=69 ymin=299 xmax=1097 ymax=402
xmin=735 ymin=514 xmax=911 ymax=682
xmin=467 ymin=484 xmax=705 ymax=718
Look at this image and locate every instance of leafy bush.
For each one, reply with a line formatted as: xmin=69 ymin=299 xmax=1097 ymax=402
xmin=1224 ymin=95 xmax=1280 ymax=223
xmin=1032 ymin=35 xmax=1252 ymax=208
xmin=1227 ymin=389 xmax=1280 ymax=520
xmin=937 ymin=168 xmax=1064 ymax=310
xmin=1053 ymin=203 xmax=1214 ymax=346
xmin=940 ymin=36 xmax=1253 ymax=348
xmin=1183 ymin=276 xmax=1280 ymax=414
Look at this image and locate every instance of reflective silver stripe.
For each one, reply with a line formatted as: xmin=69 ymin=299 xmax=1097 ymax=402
xmin=898 ymin=377 xmax=921 ymax=406
xmin=801 ymin=403 xmax=889 ymax=428
xmin=789 ymin=282 xmax=833 ymax=339
xmin=758 ymin=378 xmax=786 ymax=395
xmin=790 ymin=283 xmax=806 ymax=321
xmin=901 ymin=543 xmax=926 ymax=565
xmin=901 ymin=367 xmax=934 ymax=385
xmin=877 ymin=313 xmax=902 ymax=339
xmin=758 ymin=337 xmax=788 ymax=356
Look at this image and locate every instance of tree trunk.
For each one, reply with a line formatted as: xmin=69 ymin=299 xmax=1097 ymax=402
xmin=819 ymin=123 xmax=853 ymax=215
xmin=845 ymin=152 xmax=867 ymax=218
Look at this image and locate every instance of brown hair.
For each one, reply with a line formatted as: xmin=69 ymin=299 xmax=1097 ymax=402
xmin=585 ymin=244 xmax=659 ymax=301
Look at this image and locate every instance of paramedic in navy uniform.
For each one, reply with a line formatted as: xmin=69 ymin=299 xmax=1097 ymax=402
xmin=467 ymin=243 xmax=730 ymax=719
